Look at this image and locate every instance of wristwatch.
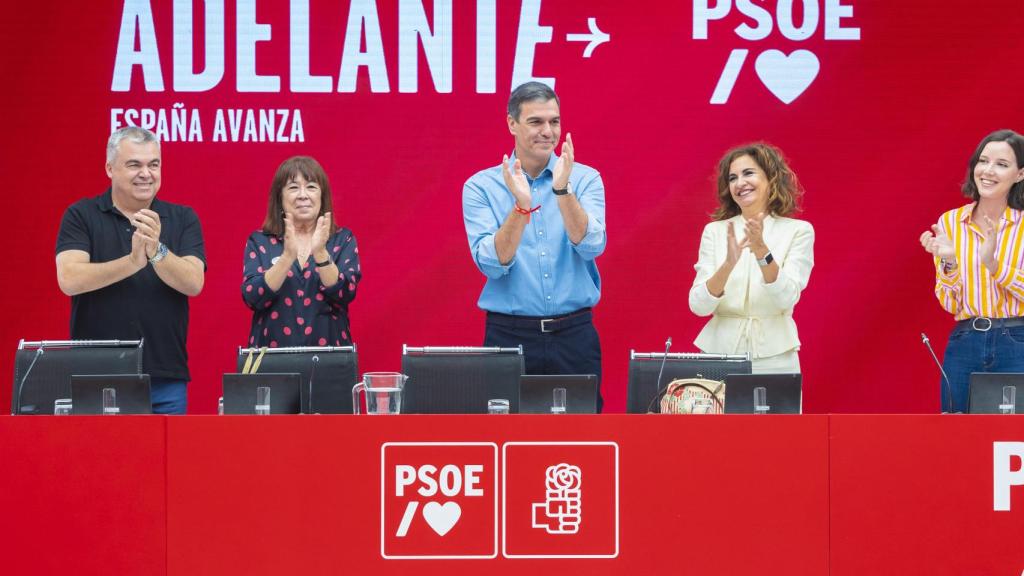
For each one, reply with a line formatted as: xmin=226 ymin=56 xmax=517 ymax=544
xmin=552 ymin=182 xmax=571 ymax=196
xmin=756 ymin=251 xmax=774 ymax=267
xmin=149 ymin=242 xmax=168 ymax=264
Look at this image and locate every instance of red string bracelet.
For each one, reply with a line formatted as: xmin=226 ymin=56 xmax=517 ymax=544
xmin=514 ymin=204 xmax=541 ymax=221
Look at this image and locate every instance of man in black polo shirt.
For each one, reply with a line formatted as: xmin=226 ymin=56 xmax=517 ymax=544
xmin=56 ymin=126 xmax=206 ymax=414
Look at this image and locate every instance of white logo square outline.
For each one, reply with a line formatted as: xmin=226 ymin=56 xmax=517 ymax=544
xmin=501 ymin=441 xmax=620 ymax=559
xmin=380 ymin=442 xmax=499 ymax=560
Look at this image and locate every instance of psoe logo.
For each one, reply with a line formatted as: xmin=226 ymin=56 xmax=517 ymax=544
xmin=381 ymin=442 xmax=498 ymax=559
xmin=994 ymin=441 xmax=1024 ymax=512
xmin=693 ymin=0 xmax=861 ymax=104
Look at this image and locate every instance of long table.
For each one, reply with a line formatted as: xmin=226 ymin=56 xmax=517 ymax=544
xmin=1 ymin=415 xmax=1022 ymax=575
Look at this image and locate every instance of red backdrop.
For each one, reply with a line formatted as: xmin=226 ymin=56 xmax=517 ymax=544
xmin=2 ymin=0 xmax=1023 ymax=413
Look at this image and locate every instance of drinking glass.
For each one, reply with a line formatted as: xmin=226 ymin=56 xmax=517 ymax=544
xmin=551 ymin=388 xmax=567 ymax=414
xmin=753 ymin=386 xmax=770 ymax=414
xmin=255 ymin=386 xmax=271 ymax=415
xmin=102 ymin=387 xmax=120 ymax=415
xmin=54 ymin=398 xmax=73 ymax=416
xmin=1000 ymin=385 xmax=1017 ymax=415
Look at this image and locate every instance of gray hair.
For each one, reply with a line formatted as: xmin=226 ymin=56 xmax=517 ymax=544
xmin=507 ymin=81 xmax=559 ymax=121
xmin=106 ymin=126 xmax=160 ymax=164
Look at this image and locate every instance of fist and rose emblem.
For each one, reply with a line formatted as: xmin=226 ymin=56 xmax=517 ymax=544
xmin=532 ymin=464 xmax=583 ymax=535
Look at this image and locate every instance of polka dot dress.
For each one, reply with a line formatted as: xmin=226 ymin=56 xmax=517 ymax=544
xmin=241 ymin=229 xmax=361 ymax=347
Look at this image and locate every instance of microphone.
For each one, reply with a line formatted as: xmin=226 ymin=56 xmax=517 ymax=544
xmin=14 ymin=347 xmax=45 ymax=415
xmin=650 ymin=337 xmax=673 ymax=413
xmin=921 ymin=333 xmax=955 ymax=414
xmin=308 ymin=355 xmax=319 ymax=414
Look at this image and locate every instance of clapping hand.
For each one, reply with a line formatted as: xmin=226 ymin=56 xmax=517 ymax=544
xmin=919 ymin=224 xmax=956 ymax=260
xmin=129 ymin=227 xmax=148 ymax=268
xmin=312 ymin=211 xmax=331 ymax=254
xmin=726 ymin=222 xmax=750 ymax=266
xmin=552 ymin=133 xmax=574 ymax=191
xmin=978 ymin=215 xmax=999 ymax=272
xmin=501 ymin=154 xmax=531 ymax=210
xmin=131 ymin=209 xmax=162 ymax=259
xmin=744 ymin=212 xmax=767 ymax=253
xmin=281 ymin=212 xmax=298 ymax=261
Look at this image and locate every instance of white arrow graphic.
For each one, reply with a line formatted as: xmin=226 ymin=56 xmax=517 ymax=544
xmin=566 ymin=18 xmax=610 ymax=58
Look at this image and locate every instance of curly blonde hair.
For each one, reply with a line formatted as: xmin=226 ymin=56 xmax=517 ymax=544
xmin=711 ymin=143 xmax=803 ymax=221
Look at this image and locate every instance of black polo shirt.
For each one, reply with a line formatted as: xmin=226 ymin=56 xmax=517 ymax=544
xmin=56 ymin=189 xmax=206 ymax=380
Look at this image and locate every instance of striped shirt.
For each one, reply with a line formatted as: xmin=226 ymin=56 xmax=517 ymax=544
xmin=934 ymin=203 xmax=1024 ymax=320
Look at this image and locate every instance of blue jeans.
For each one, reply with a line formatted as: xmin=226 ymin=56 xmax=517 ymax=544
xmin=941 ymin=320 xmax=1024 ymax=413
xmin=150 ymin=378 xmax=187 ymax=414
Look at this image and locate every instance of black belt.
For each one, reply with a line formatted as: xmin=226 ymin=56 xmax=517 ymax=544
xmin=957 ymin=317 xmax=1024 ymax=332
xmin=486 ymin=308 xmax=592 ymax=333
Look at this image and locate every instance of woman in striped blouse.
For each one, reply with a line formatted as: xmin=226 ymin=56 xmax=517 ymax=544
xmin=920 ymin=130 xmax=1024 ymax=413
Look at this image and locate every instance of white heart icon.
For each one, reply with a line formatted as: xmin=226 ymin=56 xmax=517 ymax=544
xmin=754 ymin=50 xmax=820 ymax=104
xmin=422 ymin=501 xmax=461 ymax=537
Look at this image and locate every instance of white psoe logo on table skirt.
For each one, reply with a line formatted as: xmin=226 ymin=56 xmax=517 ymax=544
xmin=382 ymin=443 xmax=498 ymax=560
xmin=532 ymin=463 xmax=583 ymax=534
xmin=394 ymin=464 xmax=483 ymax=537
xmin=994 ymin=442 xmax=1024 ymax=511
xmin=422 ymin=501 xmax=462 ymax=536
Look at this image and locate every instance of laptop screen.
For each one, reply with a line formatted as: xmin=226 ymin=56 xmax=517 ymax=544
xmin=968 ymin=373 xmax=1024 ymax=414
xmin=222 ymin=373 xmax=302 ymax=415
xmin=70 ymin=374 xmax=152 ymax=415
xmin=519 ymin=374 xmax=598 ymax=414
xmin=723 ymin=374 xmax=802 ymax=414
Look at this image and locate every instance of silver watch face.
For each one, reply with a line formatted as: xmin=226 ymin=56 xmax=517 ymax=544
xmin=150 ymin=243 xmax=168 ymax=263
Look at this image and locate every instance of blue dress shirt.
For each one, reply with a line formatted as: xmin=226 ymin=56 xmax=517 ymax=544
xmin=463 ymin=152 xmax=607 ymax=316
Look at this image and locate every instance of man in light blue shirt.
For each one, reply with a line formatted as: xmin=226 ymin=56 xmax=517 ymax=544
xmin=463 ymin=82 xmax=607 ymax=410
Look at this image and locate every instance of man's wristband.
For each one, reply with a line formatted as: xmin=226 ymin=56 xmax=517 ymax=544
xmin=514 ymin=204 xmax=541 ymax=220
xmin=552 ymin=182 xmax=571 ymax=196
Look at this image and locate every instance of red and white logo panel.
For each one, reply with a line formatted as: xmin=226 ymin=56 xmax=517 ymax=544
xmin=502 ymin=442 xmax=619 ymax=558
xmin=380 ymin=442 xmax=498 ymax=559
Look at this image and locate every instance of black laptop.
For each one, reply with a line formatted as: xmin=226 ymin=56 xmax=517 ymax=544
xmin=969 ymin=373 xmax=1024 ymax=414
xmin=222 ymin=373 xmax=302 ymax=415
xmin=519 ymin=374 xmax=599 ymax=414
xmin=70 ymin=374 xmax=152 ymax=415
xmin=724 ymin=373 xmax=802 ymax=414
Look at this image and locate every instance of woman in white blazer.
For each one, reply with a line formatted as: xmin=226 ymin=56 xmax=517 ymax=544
xmin=688 ymin=143 xmax=815 ymax=373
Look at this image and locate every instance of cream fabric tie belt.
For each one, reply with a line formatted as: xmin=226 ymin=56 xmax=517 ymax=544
xmin=715 ymin=313 xmax=787 ymax=358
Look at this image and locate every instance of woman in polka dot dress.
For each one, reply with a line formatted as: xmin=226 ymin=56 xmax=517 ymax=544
xmin=242 ymin=156 xmax=360 ymax=348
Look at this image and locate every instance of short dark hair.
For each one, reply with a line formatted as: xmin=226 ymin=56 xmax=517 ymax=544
xmin=262 ymin=156 xmax=338 ymax=237
xmin=712 ymin=143 xmax=803 ymax=221
xmin=962 ymin=129 xmax=1024 ymax=209
xmin=507 ymin=81 xmax=559 ymax=121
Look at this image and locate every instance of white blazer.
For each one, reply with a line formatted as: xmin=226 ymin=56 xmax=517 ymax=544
xmin=688 ymin=214 xmax=815 ymax=359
